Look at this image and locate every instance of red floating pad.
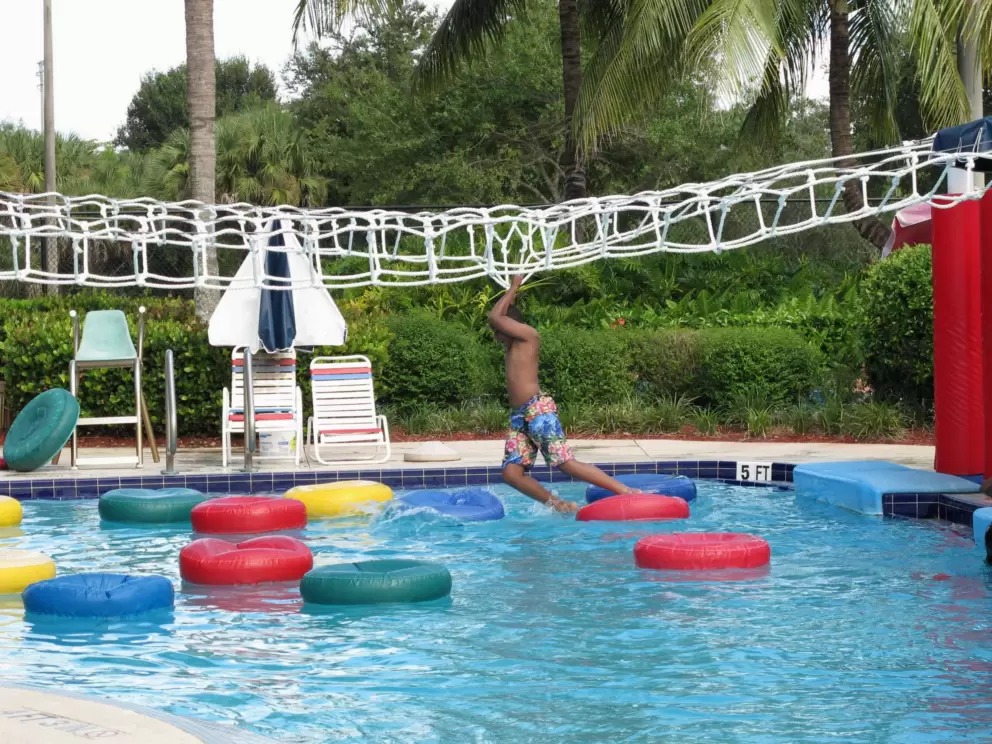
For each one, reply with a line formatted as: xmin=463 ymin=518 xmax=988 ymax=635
xmin=577 ymin=494 xmax=689 ymax=522
xmin=191 ymin=496 xmax=307 ymax=535
xmin=634 ymin=533 xmax=770 ymax=570
xmin=179 ymin=535 xmax=313 ymax=585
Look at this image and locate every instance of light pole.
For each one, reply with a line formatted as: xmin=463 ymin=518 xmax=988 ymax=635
xmin=43 ymin=0 xmax=57 ymax=293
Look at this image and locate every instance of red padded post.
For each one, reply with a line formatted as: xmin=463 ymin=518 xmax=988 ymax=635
xmin=931 ymin=196 xmax=983 ymax=476
xmin=980 ymin=190 xmax=992 ymax=480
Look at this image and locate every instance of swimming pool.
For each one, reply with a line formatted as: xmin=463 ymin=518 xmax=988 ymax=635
xmin=1 ymin=482 xmax=990 ymax=743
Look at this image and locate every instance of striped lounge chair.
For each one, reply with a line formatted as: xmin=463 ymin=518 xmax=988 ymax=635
xmin=221 ymin=346 xmax=303 ymax=467
xmin=306 ymin=355 xmax=391 ymax=466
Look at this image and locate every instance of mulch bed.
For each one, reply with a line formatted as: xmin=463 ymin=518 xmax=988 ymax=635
xmin=0 ymin=427 xmax=935 ymax=448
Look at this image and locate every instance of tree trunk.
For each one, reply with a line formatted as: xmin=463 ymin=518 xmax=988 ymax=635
xmin=558 ymin=0 xmax=586 ymax=201
xmin=828 ymin=0 xmax=891 ymax=249
xmin=185 ymin=0 xmax=220 ymax=322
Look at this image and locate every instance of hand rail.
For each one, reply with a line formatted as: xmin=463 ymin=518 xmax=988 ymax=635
xmin=242 ymin=347 xmax=256 ymax=472
xmin=162 ymin=349 xmax=178 ymax=475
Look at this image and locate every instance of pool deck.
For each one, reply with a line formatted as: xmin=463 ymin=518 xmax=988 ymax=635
xmin=7 ymin=438 xmax=938 ymax=481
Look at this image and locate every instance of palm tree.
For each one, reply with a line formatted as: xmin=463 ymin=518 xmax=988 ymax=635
xmin=185 ymin=0 xmax=220 ymax=321
xmin=577 ymin=0 xmax=971 ymax=250
xmin=291 ymin=0 xmax=596 ymax=202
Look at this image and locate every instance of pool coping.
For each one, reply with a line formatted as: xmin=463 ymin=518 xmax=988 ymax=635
xmin=3 ymin=459 xmax=987 ymax=533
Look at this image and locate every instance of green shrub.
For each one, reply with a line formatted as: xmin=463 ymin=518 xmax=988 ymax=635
xmin=692 ymin=408 xmax=719 ymax=436
xmin=857 ymin=244 xmax=933 ymax=401
xmin=382 ymin=313 xmax=486 ymax=408
xmin=784 ymin=400 xmax=818 ymax=435
xmin=844 ymin=401 xmax=906 ymax=440
xmin=645 ymin=393 xmax=696 ymax=432
xmin=539 ymin=328 xmax=634 ymax=405
xmin=625 ymin=330 xmax=701 ymax=397
xmin=695 ymin=327 xmax=825 ymax=406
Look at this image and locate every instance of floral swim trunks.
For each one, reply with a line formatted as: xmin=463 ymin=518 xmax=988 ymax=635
xmin=502 ymin=393 xmax=574 ymax=471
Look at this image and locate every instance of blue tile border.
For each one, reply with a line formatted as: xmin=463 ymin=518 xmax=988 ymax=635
xmin=2 ymin=458 xmax=798 ymax=500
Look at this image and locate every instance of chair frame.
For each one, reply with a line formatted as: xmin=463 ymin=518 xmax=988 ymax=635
xmin=221 ymin=346 xmax=303 ymax=467
xmin=306 ymin=355 xmax=391 ymax=467
xmin=69 ymin=307 xmax=147 ymax=469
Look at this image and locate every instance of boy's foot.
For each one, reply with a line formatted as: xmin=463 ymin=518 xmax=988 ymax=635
xmin=548 ymin=497 xmax=580 ymax=514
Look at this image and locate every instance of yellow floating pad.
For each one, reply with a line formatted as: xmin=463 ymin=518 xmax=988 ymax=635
xmin=0 ymin=549 xmax=56 ymax=594
xmin=284 ymin=480 xmax=393 ymax=518
xmin=0 ymin=496 xmax=23 ymax=527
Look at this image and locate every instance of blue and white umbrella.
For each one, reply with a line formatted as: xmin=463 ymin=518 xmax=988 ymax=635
xmin=208 ymin=219 xmax=347 ymax=352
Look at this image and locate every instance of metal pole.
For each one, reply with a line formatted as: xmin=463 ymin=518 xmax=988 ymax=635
xmin=241 ymin=348 xmax=256 ymax=472
xmin=162 ymin=350 xmax=178 ymax=475
xmin=43 ymin=0 xmax=57 ymax=292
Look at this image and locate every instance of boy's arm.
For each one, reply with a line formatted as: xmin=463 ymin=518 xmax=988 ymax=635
xmin=488 ymin=275 xmax=538 ymax=341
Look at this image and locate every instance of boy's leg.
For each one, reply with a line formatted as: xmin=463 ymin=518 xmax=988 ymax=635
xmin=502 ymin=409 xmax=578 ymax=513
xmin=502 ymin=464 xmax=578 ymax=513
xmin=557 ymin=459 xmax=636 ymax=495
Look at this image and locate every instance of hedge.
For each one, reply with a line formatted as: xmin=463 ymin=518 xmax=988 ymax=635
xmin=0 ymin=296 xmax=828 ymax=434
xmin=857 ymin=244 xmax=933 ymax=401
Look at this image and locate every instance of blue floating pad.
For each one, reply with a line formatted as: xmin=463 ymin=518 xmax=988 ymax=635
xmin=23 ymin=573 xmax=175 ymax=617
xmin=793 ymin=460 xmax=979 ymax=515
xmin=586 ymin=474 xmax=696 ymax=504
xmin=973 ymin=508 xmax=992 ymax=554
xmin=399 ymin=488 xmax=505 ymax=521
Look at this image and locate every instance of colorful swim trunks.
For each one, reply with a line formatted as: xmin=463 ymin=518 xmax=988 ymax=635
xmin=502 ymin=394 xmax=574 ymax=471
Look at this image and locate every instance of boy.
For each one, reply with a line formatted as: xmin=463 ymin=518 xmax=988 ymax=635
xmin=488 ymin=274 xmax=638 ymax=513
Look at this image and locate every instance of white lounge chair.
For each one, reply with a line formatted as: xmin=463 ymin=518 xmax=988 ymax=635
xmin=306 ymin=355 xmax=391 ymax=466
xmin=221 ymin=346 xmax=303 ymax=467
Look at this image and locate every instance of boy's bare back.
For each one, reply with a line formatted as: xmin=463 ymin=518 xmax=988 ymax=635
xmin=503 ymin=337 xmax=540 ymax=409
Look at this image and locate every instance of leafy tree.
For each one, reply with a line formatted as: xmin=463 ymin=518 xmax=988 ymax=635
xmin=144 ymin=103 xmax=325 ymax=206
xmin=116 ymin=56 xmax=278 ymax=152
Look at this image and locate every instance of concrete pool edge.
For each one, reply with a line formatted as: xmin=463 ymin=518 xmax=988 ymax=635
xmin=0 ymin=686 xmax=276 ymax=743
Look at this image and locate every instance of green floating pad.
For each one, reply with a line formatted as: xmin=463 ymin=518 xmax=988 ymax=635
xmin=301 ymin=559 xmax=452 ymax=605
xmin=99 ymin=488 xmax=209 ymax=524
xmin=76 ymin=310 xmax=137 ymax=362
xmin=4 ymin=389 xmax=79 ymax=473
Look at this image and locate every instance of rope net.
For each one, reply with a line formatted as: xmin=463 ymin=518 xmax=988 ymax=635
xmin=0 ymin=139 xmax=988 ymax=290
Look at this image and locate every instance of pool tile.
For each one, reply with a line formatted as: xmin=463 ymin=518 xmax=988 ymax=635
xmin=357 ymin=470 xmax=383 ymax=482
xmin=162 ymin=475 xmax=187 ymax=489
xmin=293 ymin=472 xmax=317 ymax=486
xmin=698 ymin=465 xmax=718 ymax=479
xmin=97 ymin=477 xmax=121 ymax=493
xmin=717 ymin=463 xmax=737 ymax=480
xmin=772 ymin=464 xmax=787 ymax=482
xmin=10 ymin=482 xmax=32 ymax=500
xmin=336 ymin=471 xmax=361 ymax=482
xmin=184 ymin=475 xmax=209 ymax=493
xmin=140 ymin=476 xmax=165 ymax=490
xmin=272 ymin=476 xmax=296 ymax=494
xmin=248 ymin=473 xmax=274 ymax=493
xmin=676 ymin=462 xmax=700 ymax=478
xmin=444 ymin=469 xmax=468 ymax=487
xmin=0 ymin=481 xmax=10 ymax=497
xmin=614 ymin=464 xmax=637 ymax=475
xmin=31 ymin=480 xmax=55 ymax=500
xmin=381 ymin=474 xmax=404 ymax=489
xmin=53 ymin=482 xmax=77 ymax=500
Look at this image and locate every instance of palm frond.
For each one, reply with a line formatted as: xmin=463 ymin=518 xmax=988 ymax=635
xmin=909 ymin=0 xmax=968 ymax=130
xmin=415 ymin=0 xmax=529 ymax=88
xmin=291 ymin=0 xmax=390 ymax=45
xmin=849 ymin=0 xmax=901 ymax=143
xmin=575 ymin=0 xmax=708 ymax=150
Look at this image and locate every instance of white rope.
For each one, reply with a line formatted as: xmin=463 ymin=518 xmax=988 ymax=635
xmin=0 ymin=139 xmax=987 ymax=290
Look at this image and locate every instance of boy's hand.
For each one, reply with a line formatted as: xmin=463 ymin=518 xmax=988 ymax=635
xmin=510 ymin=274 xmax=525 ymax=290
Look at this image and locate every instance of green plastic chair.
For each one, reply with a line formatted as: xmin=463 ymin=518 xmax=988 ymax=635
xmin=69 ymin=307 xmax=150 ymax=469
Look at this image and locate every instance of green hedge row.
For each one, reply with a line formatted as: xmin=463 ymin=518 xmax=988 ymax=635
xmin=0 ymin=299 xmax=829 ymax=435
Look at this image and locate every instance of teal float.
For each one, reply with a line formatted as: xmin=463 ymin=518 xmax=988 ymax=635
xmin=3 ymin=389 xmax=79 ymax=473
xmin=301 ymin=559 xmax=452 ymax=605
xmin=99 ymin=488 xmax=209 ymax=524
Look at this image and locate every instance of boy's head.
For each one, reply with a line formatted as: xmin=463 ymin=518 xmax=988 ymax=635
xmin=494 ymin=304 xmax=524 ymax=347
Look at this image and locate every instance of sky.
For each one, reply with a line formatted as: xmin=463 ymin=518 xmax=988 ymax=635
xmin=0 ymin=0 xmax=312 ymax=142
xmin=0 ymin=0 xmax=829 ymax=144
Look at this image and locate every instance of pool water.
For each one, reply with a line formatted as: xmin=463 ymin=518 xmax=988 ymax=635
xmin=1 ymin=483 xmax=991 ymax=743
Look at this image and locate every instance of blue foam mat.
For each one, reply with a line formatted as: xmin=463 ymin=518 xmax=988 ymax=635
xmin=973 ymin=507 xmax=992 ymax=549
xmin=793 ymin=461 xmax=979 ymax=515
